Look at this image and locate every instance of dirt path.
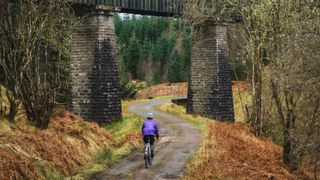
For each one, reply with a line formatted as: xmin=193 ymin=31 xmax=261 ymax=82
xmin=93 ymin=99 xmax=201 ymax=180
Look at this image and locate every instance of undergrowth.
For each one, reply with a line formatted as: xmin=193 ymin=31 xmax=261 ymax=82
xmin=156 ymin=101 xmax=313 ymax=180
xmin=0 ymin=99 xmax=144 ymax=179
xmin=233 ymin=91 xmax=251 ymax=122
xmin=183 ymin=123 xmax=313 ymax=180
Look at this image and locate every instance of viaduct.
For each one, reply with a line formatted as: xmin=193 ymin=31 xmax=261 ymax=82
xmin=69 ymin=0 xmax=235 ymax=123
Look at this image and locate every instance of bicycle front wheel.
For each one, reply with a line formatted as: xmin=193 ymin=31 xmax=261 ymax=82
xmin=145 ymin=156 xmax=149 ymax=168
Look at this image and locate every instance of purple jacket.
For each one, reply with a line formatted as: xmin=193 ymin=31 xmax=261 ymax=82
xmin=141 ymin=118 xmax=159 ymax=137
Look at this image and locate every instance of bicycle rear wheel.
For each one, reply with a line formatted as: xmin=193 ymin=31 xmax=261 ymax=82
xmin=145 ymin=156 xmax=149 ymax=168
xmin=144 ymin=143 xmax=151 ymax=168
xmin=148 ymin=148 xmax=152 ymax=166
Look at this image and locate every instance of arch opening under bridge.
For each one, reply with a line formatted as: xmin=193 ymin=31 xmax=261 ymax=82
xmin=69 ymin=1 xmax=235 ymax=123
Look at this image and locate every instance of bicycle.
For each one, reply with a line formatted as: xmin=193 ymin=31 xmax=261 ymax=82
xmin=144 ymin=139 xmax=153 ymax=168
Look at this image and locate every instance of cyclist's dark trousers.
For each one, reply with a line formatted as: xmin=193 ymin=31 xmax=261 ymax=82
xmin=143 ymin=135 xmax=155 ymax=157
xmin=143 ymin=135 xmax=155 ymax=145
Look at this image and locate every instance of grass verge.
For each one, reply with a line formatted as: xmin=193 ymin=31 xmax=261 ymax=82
xmin=72 ymin=99 xmax=145 ymax=179
xmin=155 ymin=102 xmax=209 ymax=133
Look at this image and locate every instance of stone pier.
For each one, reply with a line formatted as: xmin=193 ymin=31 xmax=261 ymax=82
xmin=69 ymin=5 xmax=122 ymax=123
xmin=187 ymin=23 xmax=235 ymax=122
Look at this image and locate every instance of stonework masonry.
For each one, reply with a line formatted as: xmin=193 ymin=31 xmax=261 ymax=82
xmin=69 ymin=5 xmax=122 ymax=123
xmin=187 ymin=24 xmax=235 ymax=122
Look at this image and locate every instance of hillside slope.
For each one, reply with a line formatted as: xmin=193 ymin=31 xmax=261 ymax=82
xmin=135 ymin=81 xmax=248 ymax=99
xmin=183 ymin=122 xmax=312 ymax=180
xmin=156 ymin=102 xmax=313 ymax=180
xmin=0 ymin=109 xmax=142 ymax=179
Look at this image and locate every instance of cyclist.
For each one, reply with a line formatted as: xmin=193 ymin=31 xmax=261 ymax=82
xmin=141 ymin=112 xmax=159 ymax=158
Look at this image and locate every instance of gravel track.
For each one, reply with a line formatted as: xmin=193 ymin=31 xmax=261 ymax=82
xmin=93 ymin=99 xmax=201 ymax=180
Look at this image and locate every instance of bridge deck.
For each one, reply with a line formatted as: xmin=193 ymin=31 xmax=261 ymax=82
xmin=70 ymin=0 xmax=183 ymax=16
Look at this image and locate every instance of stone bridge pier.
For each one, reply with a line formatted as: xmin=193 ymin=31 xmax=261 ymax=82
xmin=69 ymin=5 xmax=122 ymax=123
xmin=187 ymin=23 xmax=235 ymax=122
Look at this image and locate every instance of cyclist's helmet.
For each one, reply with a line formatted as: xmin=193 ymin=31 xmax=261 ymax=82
xmin=147 ymin=113 xmax=154 ymax=119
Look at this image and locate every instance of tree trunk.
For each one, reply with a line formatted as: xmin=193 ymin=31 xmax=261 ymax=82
xmin=7 ymin=97 xmax=19 ymax=121
xmin=251 ymin=51 xmax=263 ymax=136
xmin=0 ymin=86 xmax=3 ymax=117
xmin=314 ymin=140 xmax=320 ymax=180
xmin=283 ymin=123 xmax=292 ymax=167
